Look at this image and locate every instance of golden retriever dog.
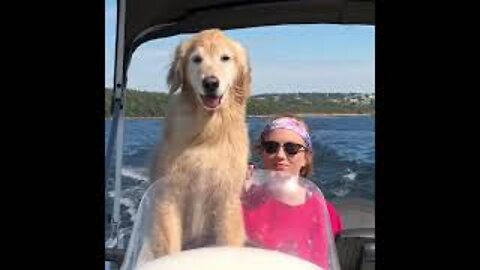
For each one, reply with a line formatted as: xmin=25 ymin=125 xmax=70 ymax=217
xmin=149 ymin=29 xmax=251 ymax=257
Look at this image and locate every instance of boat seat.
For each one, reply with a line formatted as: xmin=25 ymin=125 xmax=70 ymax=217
xmin=335 ymin=228 xmax=375 ymax=270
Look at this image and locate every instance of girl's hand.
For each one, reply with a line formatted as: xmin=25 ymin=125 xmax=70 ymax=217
xmin=244 ymin=164 xmax=255 ymax=191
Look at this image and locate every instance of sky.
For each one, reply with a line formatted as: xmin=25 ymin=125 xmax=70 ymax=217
xmin=105 ymin=0 xmax=375 ymax=94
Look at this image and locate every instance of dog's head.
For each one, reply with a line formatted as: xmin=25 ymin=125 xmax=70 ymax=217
xmin=167 ymin=29 xmax=250 ymax=112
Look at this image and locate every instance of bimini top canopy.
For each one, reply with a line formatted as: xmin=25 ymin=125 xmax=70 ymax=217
xmin=122 ymin=0 xmax=375 ymax=59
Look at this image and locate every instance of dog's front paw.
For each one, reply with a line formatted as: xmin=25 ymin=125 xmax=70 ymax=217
xmin=214 ymin=201 xmax=246 ymax=247
xmin=151 ymin=200 xmax=183 ymax=257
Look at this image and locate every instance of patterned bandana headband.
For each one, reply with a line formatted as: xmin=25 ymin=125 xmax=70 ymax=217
xmin=261 ymin=117 xmax=312 ymax=151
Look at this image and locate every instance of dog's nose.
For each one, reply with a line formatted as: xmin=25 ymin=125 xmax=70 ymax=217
xmin=202 ymin=76 xmax=219 ymax=94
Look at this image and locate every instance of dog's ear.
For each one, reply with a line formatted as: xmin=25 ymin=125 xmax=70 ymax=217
xmin=231 ymin=41 xmax=251 ymax=102
xmin=167 ymin=40 xmax=191 ymax=95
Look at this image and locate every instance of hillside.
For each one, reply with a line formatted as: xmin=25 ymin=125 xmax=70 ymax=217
xmin=105 ymin=88 xmax=375 ymax=117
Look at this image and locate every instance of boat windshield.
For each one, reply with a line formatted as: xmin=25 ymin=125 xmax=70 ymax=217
xmin=121 ymin=169 xmax=340 ymax=270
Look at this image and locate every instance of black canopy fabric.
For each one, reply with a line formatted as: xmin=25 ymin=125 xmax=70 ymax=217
xmin=122 ymin=0 xmax=374 ymax=59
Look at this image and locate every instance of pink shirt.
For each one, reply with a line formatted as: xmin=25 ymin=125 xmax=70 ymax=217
xmin=242 ymin=186 xmax=343 ymax=269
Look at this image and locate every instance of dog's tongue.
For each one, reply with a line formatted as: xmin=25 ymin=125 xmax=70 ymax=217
xmin=202 ymin=95 xmax=221 ymax=109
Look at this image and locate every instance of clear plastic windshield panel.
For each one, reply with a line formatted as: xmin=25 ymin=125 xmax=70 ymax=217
xmin=121 ymin=169 xmax=340 ymax=270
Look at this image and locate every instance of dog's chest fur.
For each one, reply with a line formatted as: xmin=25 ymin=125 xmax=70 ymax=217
xmin=155 ymin=95 xmax=249 ymax=246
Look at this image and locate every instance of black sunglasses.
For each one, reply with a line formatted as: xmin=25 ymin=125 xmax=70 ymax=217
xmin=261 ymin=141 xmax=307 ymax=156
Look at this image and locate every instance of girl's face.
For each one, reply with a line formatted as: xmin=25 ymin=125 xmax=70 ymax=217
xmin=261 ymin=129 xmax=308 ymax=177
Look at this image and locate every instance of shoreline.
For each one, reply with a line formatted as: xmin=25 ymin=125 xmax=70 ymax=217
xmin=105 ymin=113 xmax=373 ymax=120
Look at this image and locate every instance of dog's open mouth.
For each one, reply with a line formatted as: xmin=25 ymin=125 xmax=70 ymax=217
xmin=201 ymin=95 xmax=223 ymax=110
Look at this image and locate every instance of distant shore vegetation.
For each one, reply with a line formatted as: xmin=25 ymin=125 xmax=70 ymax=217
xmin=105 ymin=88 xmax=375 ymax=118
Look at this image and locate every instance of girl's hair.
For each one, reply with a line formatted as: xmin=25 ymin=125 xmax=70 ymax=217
xmin=255 ymin=113 xmax=314 ymax=177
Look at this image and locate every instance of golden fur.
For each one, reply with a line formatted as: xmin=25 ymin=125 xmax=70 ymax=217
xmin=149 ymin=29 xmax=251 ymax=257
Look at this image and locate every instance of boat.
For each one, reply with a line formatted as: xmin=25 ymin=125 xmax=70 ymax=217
xmin=105 ymin=1 xmax=375 ymax=269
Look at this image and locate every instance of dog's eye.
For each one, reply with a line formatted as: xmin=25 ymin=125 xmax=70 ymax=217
xmin=192 ymin=55 xmax=202 ymax=64
xmin=221 ymin=55 xmax=230 ymax=62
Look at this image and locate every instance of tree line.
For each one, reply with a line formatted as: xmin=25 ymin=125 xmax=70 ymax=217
xmin=105 ymin=88 xmax=374 ymax=117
